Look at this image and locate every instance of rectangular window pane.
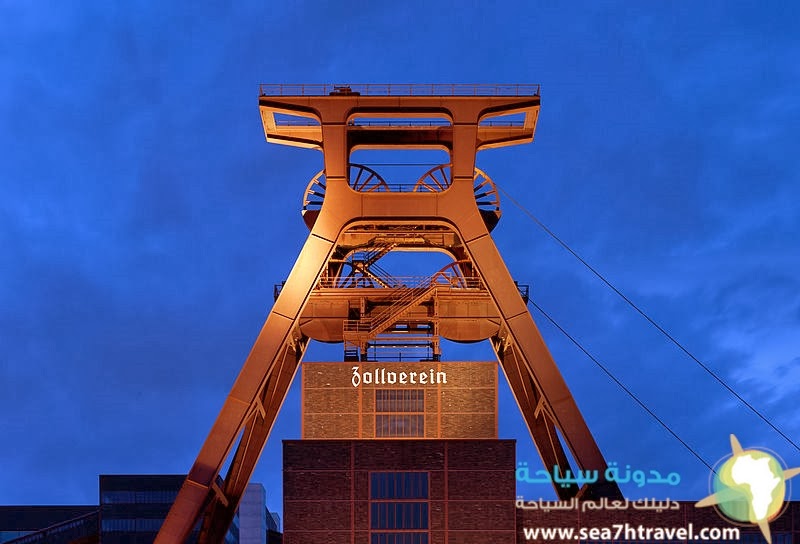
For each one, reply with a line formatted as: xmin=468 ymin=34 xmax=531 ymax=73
xmin=369 ymin=502 xmax=428 ymax=530
xmin=370 ymin=472 xmax=429 ymax=499
xmin=376 ymin=414 xmax=424 ymax=437
xmin=370 ymin=472 xmax=430 ymax=542
xmin=375 ymin=389 xmax=424 ymax=412
xmin=371 ymin=533 xmax=428 ymax=544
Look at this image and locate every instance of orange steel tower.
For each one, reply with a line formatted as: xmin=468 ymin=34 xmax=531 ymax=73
xmin=155 ymin=84 xmax=622 ymax=544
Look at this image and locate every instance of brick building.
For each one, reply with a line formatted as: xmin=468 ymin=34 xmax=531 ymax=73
xmin=284 ymin=361 xmax=800 ymax=544
xmin=283 ymin=361 xmax=516 ymax=544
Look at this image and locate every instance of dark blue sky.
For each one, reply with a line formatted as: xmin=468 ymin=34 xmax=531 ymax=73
xmin=2 ymin=1 xmax=798 ymax=517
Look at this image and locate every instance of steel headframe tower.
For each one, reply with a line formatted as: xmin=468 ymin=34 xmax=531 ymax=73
xmin=155 ymin=83 xmax=621 ymax=544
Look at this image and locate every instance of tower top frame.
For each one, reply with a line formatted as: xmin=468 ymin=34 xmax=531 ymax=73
xmin=257 ymin=82 xmax=540 ymax=96
xmin=258 ymin=83 xmax=541 ymax=153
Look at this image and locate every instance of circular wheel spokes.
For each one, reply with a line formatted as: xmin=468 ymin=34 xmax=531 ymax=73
xmin=413 ymin=164 xmax=502 ymax=230
xmin=301 ymin=169 xmax=327 ymax=229
xmin=302 ymin=163 xmax=389 ymax=228
xmin=472 ymin=167 xmax=501 ymax=212
xmin=413 ymin=165 xmax=451 ymax=192
xmin=430 ymin=260 xmax=472 ymax=288
xmin=349 ymin=163 xmax=389 ymax=192
xmin=302 ymin=170 xmax=327 ymax=212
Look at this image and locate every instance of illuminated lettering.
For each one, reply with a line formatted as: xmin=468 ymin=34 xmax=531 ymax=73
xmin=350 ymin=366 xmax=447 ymax=386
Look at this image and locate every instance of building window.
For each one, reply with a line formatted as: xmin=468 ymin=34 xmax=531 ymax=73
xmin=101 ymin=489 xmax=178 ymax=504
xmin=376 ymin=390 xmax=424 ymax=412
xmin=370 ymin=502 xmax=428 ymax=529
xmin=100 ymin=518 xmax=165 ymax=532
xmin=370 ymin=472 xmax=429 ymax=544
xmin=375 ymin=390 xmax=424 ymax=437
xmin=370 ymin=472 xmax=428 ymax=499
xmin=370 ymin=533 xmax=429 ymax=544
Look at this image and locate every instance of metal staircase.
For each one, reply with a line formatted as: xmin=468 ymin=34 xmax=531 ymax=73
xmin=343 ymin=281 xmax=439 ymax=360
xmin=346 ymin=283 xmax=437 ymax=336
xmin=343 ymin=243 xmax=401 ymax=288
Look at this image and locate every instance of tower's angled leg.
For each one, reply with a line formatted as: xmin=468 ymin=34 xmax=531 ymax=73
xmin=495 ymin=339 xmax=579 ymax=499
xmin=465 ymin=231 xmax=622 ymax=500
xmin=199 ymin=338 xmax=307 ymax=544
xmin=155 ymin=232 xmax=337 ymax=544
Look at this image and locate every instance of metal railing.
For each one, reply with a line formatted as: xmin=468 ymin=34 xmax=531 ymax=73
xmin=317 ymin=275 xmax=484 ymax=290
xmin=259 ymin=83 xmax=540 ymax=97
xmin=342 ymin=270 xmax=485 ymax=336
xmin=273 ymin=119 xmax=524 ymax=128
xmin=361 ymin=350 xmax=439 ymax=362
xmin=350 ymin=119 xmax=452 ymax=127
xmin=274 ymin=277 xmax=525 ymax=300
xmin=302 ymin=183 xmax=428 ymax=196
xmin=350 ymin=284 xmax=435 ymax=333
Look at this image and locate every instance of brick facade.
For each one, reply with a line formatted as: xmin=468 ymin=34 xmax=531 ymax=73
xmin=302 ymin=362 xmax=497 ymax=439
xmin=283 ymin=440 xmax=516 ymax=544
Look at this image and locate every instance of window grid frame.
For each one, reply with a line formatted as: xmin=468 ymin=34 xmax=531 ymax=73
xmin=369 ymin=471 xmax=430 ymax=544
xmin=375 ymin=389 xmax=425 ymax=438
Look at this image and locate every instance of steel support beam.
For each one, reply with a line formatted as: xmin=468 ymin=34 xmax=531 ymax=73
xmin=154 ymin=225 xmax=338 ymax=543
xmin=495 ymin=338 xmax=579 ymax=499
xmin=463 ymin=230 xmax=622 ymax=498
xmin=198 ymin=339 xmax=306 ymax=544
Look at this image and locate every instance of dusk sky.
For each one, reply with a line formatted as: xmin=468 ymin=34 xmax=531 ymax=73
xmin=2 ymin=1 xmax=799 ymax=520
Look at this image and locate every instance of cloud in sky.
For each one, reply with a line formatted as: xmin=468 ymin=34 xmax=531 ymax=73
xmin=1 ymin=0 xmax=798 ymax=514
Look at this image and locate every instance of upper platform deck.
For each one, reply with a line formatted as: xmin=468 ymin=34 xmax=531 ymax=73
xmin=258 ymin=83 xmax=540 ymax=97
xmin=258 ymin=83 xmax=541 ymax=151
